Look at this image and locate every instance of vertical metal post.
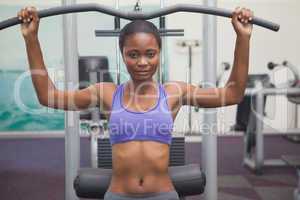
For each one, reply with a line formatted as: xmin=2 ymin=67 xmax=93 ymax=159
xmin=90 ymin=72 xmax=100 ymax=123
xmin=255 ymin=81 xmax=264 ymax=173
xmin=295 ymin=104 xmax=298 ymax=128
xmin=89 ymin=71 xmax=100 ymax=168
xmin=62 ymin=0 xmax=80 ymax=200
xmin=159 ymin=0 xmax=166 ymax=83
xmin=115 ymin=0 xmax=121 ymax=84
xmin=202 ymin=0 xmax=218 ymax=199
xmin=188 ymin=46 xmax=192 ymax=134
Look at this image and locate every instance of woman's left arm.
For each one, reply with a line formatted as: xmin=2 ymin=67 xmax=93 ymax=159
xmin=181 ymin=7 xmax=253 ymax=108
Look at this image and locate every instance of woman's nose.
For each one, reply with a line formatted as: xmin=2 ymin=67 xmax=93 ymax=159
xmin=137 ymin=56 xmax=148 ymax=66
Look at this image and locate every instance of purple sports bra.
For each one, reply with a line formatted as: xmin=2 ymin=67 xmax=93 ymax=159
xmin=108 ymin=83 xmax=173 ymax=145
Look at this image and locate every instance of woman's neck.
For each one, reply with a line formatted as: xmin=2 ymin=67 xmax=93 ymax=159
xmin=127 ymin=79 xmax=157 ymax=95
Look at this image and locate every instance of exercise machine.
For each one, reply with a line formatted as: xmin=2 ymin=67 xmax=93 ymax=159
xmin=0 ymin=2 xmax=279 ymax=200
xmin=232 ymin=61 xmax=300 ymax=174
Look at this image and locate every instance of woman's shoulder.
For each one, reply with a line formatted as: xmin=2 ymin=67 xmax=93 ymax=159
xmin=163 ymin=81 xmax=187 ymax=96
xmin=94 ymin=82 xmax=118 ymax=90
xmin=93 ymin=82 xmax=118 ymax=98
xmin=93 ymin=82 xmax=118 ymax=111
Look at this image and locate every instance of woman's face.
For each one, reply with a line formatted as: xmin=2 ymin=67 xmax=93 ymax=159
xmin=122 ymin=33 xmax=160 ymax=82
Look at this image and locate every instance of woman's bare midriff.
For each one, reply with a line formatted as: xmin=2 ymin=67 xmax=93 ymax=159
xmin=107 ymin=141 xmax=175 ymax=195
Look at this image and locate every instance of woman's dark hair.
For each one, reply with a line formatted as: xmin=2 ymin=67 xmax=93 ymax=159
xmin=119 ymin=20 xmax=161 ymax=53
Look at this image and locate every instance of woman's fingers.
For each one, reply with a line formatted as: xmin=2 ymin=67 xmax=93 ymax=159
xmin=24 ymin=7 xmax=32 ymax=22
xmin=234 ymin=7 xmax=249 ymax=23
xmin=21 ymin=9 xmax=25 ymax=22
xmin=248 ymin=9 xmax=254 ymax=22
xmin=231 ymin=7 xmax=254 ymax=36
xmin=19 ymin=8 xmax=27 ymax=23
xmin=232 ymin=7 xmax=240 ymax=22
xmin=234 ymin=7 xmax=253 ymax=24
xmin=18 ymin=6 xmax=37 ymax=23
xmin=28 ymin=6 xmax=39 ymax=22
xmin=17 ymin=10 xmax=22 ymax=21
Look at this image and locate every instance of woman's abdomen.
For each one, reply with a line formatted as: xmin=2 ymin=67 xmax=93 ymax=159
xmin=109 ymin=141 xmax=174 ymax=194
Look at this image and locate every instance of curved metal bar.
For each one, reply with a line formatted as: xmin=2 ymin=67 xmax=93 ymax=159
xmin=0 ymin=3 xmax=280 ymax=31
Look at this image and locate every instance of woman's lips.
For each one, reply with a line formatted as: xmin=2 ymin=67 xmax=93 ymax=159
xmin=135 ymin=71 xmax=150 ymax=75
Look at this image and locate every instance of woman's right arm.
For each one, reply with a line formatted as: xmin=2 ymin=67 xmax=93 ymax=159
xmin=18 ymin=6 xmax=115 ymax=111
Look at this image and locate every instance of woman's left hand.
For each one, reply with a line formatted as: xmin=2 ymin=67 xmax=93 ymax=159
xmin=232 ymin=7 xmax=254 ymax=38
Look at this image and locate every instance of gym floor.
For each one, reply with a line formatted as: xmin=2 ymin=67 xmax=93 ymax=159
xmin=0 ymin=135 xmax=299 ymax=200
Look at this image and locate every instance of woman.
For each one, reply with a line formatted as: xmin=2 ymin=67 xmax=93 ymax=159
xmin=18 ymin=6 xmax=253 ymax=200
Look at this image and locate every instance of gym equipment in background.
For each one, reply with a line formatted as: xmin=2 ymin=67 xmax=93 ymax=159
xmin=232 ymin=61 xmax=300 ymax=174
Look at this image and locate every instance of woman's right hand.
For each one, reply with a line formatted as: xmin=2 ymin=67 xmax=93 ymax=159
xmin=17 ymin=6 xmax=40 ymax=39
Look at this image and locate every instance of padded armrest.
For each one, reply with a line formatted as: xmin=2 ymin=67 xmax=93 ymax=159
xmin=74 ymin=164 xmax=205 ymax=199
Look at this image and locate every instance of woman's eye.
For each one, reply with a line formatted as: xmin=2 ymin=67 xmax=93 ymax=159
xmin=147 ymin=52 xmax=155 ymax=58
xmin=128 ymin=52 xmax=138 ymax=58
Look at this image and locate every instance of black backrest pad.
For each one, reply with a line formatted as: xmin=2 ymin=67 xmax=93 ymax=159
xmin=74 ymin=164 xmax=206 ymax=198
